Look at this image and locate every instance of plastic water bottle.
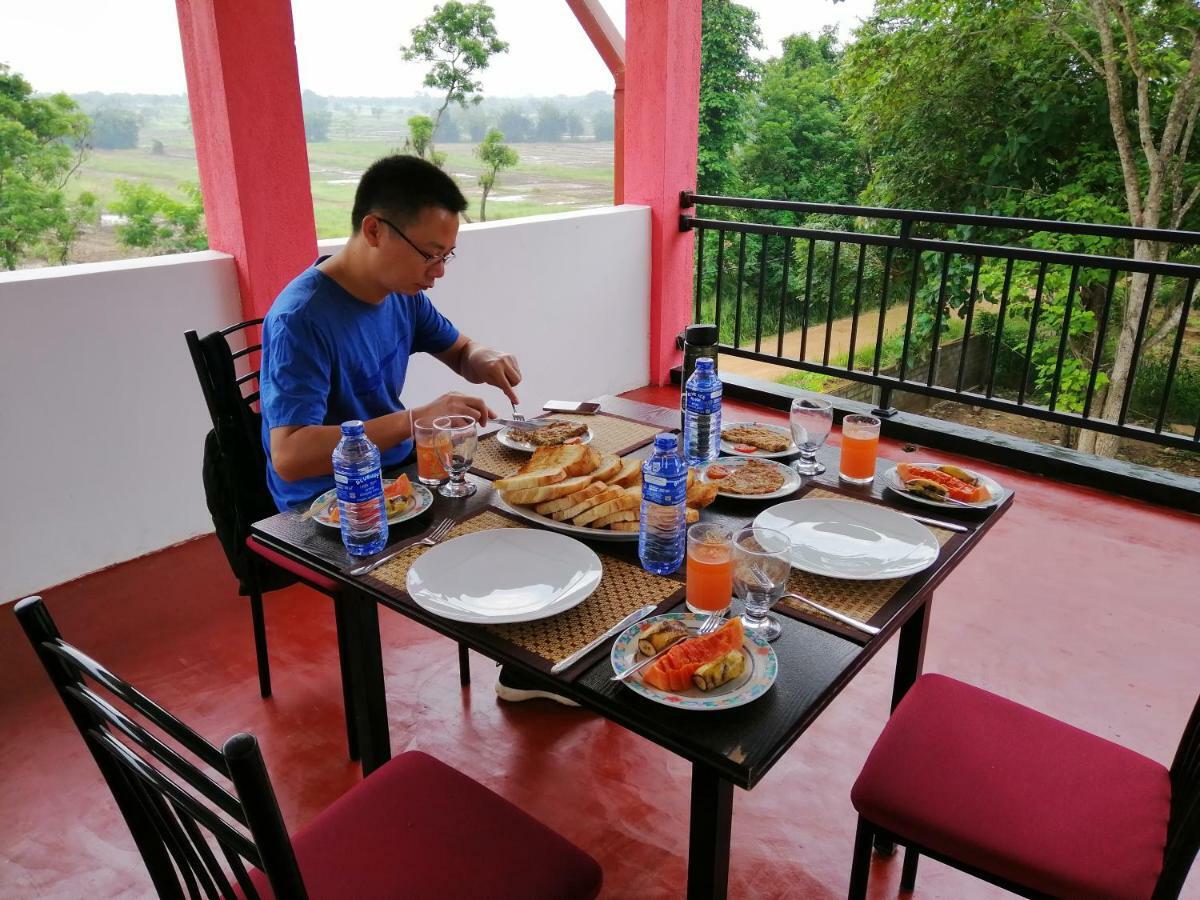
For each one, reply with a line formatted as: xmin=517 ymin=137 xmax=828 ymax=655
xmin=638 ymin=433 xmax=688 ymax=575
xmin=332 ymin=420 xmax=388 ymax=556
xmin=684 ymin=357 xmax=722 ymax=467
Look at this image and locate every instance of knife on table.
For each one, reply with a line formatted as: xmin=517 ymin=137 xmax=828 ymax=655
xmin=901 ymin=512 xmax=969 ymax=533
xmin=550 ymin=603 xmax=659 ymax=675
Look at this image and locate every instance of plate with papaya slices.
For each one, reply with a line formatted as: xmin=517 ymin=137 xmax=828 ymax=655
xmin=309 ymin=475 xmax=435 ymax=528
xmin=882 ymin=462 xmax=1007 ymax=510
xmin=610 ymin=614 xmax=777 ymax=711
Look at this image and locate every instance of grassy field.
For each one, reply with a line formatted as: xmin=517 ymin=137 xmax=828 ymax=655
xmin=64 ymin=102 xmax=614 ymax=263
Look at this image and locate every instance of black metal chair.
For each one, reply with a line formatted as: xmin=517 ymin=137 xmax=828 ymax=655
xmin=848 ymin=673 xmax=1200 ymax=899
xmin=15 ymin=596 xmax=603 ymax=900
xmin=186 ymin=320 xmax=470 ymax=761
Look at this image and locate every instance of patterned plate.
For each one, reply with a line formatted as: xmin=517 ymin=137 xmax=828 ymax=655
xmin=610 ymin=613 xmax=777 ymax=711
xmin=309 ymin=480 xmax=434 ymax=529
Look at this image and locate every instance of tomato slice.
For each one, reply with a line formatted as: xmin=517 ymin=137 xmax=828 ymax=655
xmin=706 ymin=464 xmax=732 ymax=480
xmin=733 ymin=443 xmax=759 ymax=454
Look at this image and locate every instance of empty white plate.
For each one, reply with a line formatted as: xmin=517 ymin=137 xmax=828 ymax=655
xmin=405 ymin=529 xmax=603 ymax=624
xmin=753 ymin=498 xmax=939 ymax=580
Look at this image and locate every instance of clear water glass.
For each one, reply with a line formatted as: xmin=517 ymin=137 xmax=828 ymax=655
xmin=432 ymin=415 xmax=478 ymax=498
xmin=732 ymin=526 xmax=792 ymax=642
xmin=789 ymin=396 xmax=833 ymax=475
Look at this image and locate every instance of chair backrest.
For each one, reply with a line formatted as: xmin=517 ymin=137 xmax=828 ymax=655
xmin=1157 ymin=693 xmax=1200 ymax=899
xmin=16 ymin=596 xmax=307 ymax=900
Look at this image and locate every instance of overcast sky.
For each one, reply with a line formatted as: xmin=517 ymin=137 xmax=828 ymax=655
xmin=5 ymin=0 xmax=874 ymax=98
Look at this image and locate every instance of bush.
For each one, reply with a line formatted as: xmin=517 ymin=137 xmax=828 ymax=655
xmin=1128 ymin=355 xmax=1200 ymax=428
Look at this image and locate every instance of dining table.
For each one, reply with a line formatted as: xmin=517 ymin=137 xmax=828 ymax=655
xmin=250 ymin=394 xmax=1013 ymax=900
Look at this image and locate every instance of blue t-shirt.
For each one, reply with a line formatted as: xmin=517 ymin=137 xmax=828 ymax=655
xmin=260 ymin=262 xmax=460 ymax=511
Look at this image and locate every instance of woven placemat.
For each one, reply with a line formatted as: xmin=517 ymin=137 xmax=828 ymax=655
xmin=364 ymin=508 xmax=684 ymax=679
xmin=774 ymin=487 xmax=957 ymax=642
xmin=470 ymin=412 xmax=667 ymax=480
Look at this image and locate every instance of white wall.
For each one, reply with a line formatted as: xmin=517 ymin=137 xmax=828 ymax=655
xmin=0 ymin=205 xmax=650 ymax=601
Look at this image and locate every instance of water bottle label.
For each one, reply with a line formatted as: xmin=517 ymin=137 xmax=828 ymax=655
xmin=334 ymin=470 xmax=383 ymax=503
xmin=685 ymin=387 xmax=722 ymax=415
xmin=642 ymin=473 xmax=686 ymax=506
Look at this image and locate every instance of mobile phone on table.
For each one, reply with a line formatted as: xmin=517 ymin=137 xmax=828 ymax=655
xmin=543 ymin=400 xmax=601 ymax=415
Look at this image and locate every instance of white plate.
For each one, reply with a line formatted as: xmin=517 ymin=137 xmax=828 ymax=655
xmin=610 ymin=613 xmax=777 ymax=711
xmin=700 ymin=458 xmax=802 ymax=501
xmin=496 ymin=424 xmax=594 ymax=453
xmin=496 ymin=493 xmax=639 ymax=542
xmin=753 ymin=498 xmax=939 ymax=580
xmin=405 ymin=529 xmax=603 ymax=624
xmin=310 ymin=480 xmax=434 ymax=529
xmin=719 ymin=422 xmax=797 ymax=458
xmin=881 ymin=463 xmax=1006 ymax=510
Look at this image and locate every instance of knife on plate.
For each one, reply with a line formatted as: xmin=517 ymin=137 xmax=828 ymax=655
xmin=550 ymin=603 xmax=659 ymax=675
xmin=493 ymin=417 xmax=553 ymax=432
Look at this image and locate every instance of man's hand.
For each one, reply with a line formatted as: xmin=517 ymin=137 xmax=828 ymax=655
xmin=462 ymin=345 xmax=522 ymax=405
xmin=412 ymin=391 xmax=495 ymax=426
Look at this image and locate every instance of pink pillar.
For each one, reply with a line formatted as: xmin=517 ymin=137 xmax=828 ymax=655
xmin=175 ymin=0 xmax=316 ymax=321
xmin=623 ymin=0 xmax=702 ymax=386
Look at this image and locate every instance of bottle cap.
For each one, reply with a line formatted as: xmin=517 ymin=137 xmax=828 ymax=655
xmin=340 ymin=420 xmax=365 ymax=436
xmin=653 ymin=433 xmax=679 ymax=452
xmin=685 ymin=324 xmax=718 ymax=346
xmin=695 ymin=357 xmax=715 ymax=371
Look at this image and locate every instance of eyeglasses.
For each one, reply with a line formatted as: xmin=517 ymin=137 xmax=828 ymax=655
xmin=374 ymin=215 xmax=456 ymax=267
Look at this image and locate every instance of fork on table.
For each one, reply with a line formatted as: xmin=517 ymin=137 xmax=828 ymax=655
xmin=610 ymin=612 xmax=725 ymax=682
xmin=348 ymin=517 xmax=455 ymax=577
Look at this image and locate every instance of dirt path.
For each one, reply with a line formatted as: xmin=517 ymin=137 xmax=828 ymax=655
xmin=720 ymin=306 xmax=913 ymax=381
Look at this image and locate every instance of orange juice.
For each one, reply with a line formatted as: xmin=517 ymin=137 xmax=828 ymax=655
xmin=416 ymin=442 xmax=447 ymax=481
xmin=839 ymin=431 xmax=879 ymax=482
xmin=686 ymin=543 xmax=734 ymax=614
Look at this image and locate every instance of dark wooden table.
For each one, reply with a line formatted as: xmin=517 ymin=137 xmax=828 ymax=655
xmin=251 ymin=395 xmax=1012 ymax=900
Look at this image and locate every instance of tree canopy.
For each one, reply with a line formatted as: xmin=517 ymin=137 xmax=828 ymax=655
xmin=697 ymin=0 xmax=762 ymax=195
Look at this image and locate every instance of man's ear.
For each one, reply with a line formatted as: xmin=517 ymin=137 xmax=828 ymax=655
xmin=361 ymin=215 xmax=383 ymax=249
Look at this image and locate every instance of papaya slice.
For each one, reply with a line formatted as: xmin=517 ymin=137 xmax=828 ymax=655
xmin=643 ymin=619 xmax=744 ymax=692
xmin=896 ymin=463 xmax=989 ymax=503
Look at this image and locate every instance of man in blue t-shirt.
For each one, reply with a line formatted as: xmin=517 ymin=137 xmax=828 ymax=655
xmin=260 ymin=155 xmax=522 ymax=512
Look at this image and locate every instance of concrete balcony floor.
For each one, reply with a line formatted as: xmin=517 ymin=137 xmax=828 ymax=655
xmin=2 ymin=389 xmax=1197 ymax=898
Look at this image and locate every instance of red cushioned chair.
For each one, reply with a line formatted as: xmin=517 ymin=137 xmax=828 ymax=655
xmin=187 ymin=321 xmax=471 ymax=761
xmin=17 ymin=596 xmax=602 ymax=900
xmin=848 ymin=673 xmax=1200 ymax=899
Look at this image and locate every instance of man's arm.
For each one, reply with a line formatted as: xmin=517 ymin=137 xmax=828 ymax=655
xmin=434 ymin=334 xmax=522 ymax=404
xmin=270 ymin=392 xmax=494 ymax=482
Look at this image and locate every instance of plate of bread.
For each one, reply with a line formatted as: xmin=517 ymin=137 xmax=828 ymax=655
xmin=494 ymin=444 xmax=719 ymax=541
xmin=610 ymin=614 xmax=777 ymax=711
xmin=496 ymin=419 xmax=593 ymax=453
xmin=719 ymin=422 xmax=797 ymax=458
xmin=700 ymin=457 xmax=802 ymax=500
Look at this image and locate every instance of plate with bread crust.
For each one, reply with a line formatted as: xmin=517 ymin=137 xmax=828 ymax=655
xmin=610 ymin=613 xmax=777 ymax=711
xmin=719 ymin=422 xmax=797 ymax=458
xmin=496 ymin=421 xmax=594 ymax=453
xmin=699 ymin=458 xmax=802 ymax=500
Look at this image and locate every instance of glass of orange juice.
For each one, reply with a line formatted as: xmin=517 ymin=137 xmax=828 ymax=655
xmin=413 ymin=416 xmax=447 ymax=485
xmin=839 ymin=414 xmax=881 ymax=484
xmin=686 ymin=523 xmax=734 ymax=616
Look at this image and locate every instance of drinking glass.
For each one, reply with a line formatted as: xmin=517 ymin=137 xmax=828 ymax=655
xmin=686 ymin=523 xmax=734 ymax=616
xmin=413 ymin=416 xmax=448 ymax=485
xmin=789 ymin=397 xmax=834 ymax=475
xmin=432 ymin=415 xmax=478 ymax=498
xmin=732 ymin=526 xmax=792 ymax=642
xmin=839 ymin=414 xmax=881 ymax=485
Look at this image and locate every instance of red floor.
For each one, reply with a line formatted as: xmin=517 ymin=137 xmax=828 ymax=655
xmin=2 ymin=391 xmax=1198 ymax=898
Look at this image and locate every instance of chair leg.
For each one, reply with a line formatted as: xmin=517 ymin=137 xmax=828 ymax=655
xmin=249 ymin=592 xmax=271 ymax=698
xmin=458 ymin=641 xmax=470 ymax=686
xmin=900 ymin=845 xmax=919 ymax=892
xmin=332 ymin=595 xmax=360 ymax=762
xmin=848 ymin=816 xmax=873 ymax=900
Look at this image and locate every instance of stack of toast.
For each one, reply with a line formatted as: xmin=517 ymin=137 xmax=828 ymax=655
xmin=495 ymin=445 xmax=719 ymax=532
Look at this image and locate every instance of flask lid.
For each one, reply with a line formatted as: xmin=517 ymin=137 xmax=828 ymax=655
xmin=685 ymin=323 xmax=718 ymax=346
xmin=340 ymin=420 xmax=365 ymax=436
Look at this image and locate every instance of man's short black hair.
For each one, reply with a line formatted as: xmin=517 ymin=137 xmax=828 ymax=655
xmin=351 ymin=155 xmax=468 ymax=232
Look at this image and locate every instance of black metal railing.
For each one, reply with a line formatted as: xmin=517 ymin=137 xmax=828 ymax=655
xmin=680 ymin=192 xmax=1200 ymax=450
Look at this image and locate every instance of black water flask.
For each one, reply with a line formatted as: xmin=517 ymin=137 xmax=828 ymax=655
xmin=680 ymin=324 xmax=719 ymax=428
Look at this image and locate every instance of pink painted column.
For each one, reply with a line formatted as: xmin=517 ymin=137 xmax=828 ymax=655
xmin=175 ymin=0 xmax=316 ymax=321
xmin=623 ymin=0 xmax=703 ymax=385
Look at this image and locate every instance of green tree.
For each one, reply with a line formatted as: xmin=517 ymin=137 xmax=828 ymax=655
xmin=498 ymin=108 xmax=531 ymax=142
xmin=110 ymin=181 xmax=207 ymax=254
xmin=534 ymin=102 xmax=566 ymax=141
xmin=0 ymin=65 xmax=91 ymax=269
xmin=565 ymin=110 xmax=584 ymax=140
xmin=90 ymin=108 xmax=141 ymax=149
xmin=302 ymin=90 xmax=332 ymax=142
xmin=592 ymin=112 xmax=614 ymax=141
xmin=697 ymin=0 xmax=763 ymax=195
xmin=475 ymin=128 xmax=517 ymax=221
xmin=401 ymin=1 xmax=509 ymax=156
xmin=405 ymin=115 xmax=445 ymax=165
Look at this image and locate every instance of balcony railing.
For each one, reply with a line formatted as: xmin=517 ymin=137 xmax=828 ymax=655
xmin=680 ymin=192 xmax=1200 ymax=451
